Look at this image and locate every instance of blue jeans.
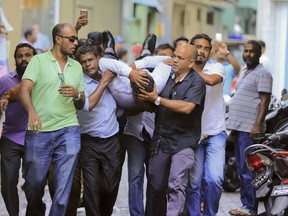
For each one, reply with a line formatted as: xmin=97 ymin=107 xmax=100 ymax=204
xmin=23 ymin=126 xmax=80 ymax=216
xmin=234 ymin=131 xmax=258 ymax=214
xmin=123 ymin=134 xmax=150 ymax=216
xmin=186 ymin=131 xmax=226 ymax=216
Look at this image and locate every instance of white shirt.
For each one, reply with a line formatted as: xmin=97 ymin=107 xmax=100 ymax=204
xmin=201 ymin=62 xmax=226 ymax=135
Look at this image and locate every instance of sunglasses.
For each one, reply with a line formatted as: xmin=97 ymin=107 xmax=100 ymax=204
xmin=58 ymin=72 xmax=65 ymax=86
xmin=58 ymin=35 xmax=78 ymax=43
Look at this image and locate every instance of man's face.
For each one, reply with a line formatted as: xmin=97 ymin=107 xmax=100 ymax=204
xmin=78 ymin=52 xmax=100 ymax=78
xmin=15 ymin=47 xmax=35 ymax=77
xmin=58 ymin=26 xmax=78 ymax=56
xmin=242 ymin=44 xmax=261 ymax=67
xmin=172 ymin=45 xmax=194 ymax=74
xmin=192 ymin=38 xmax=211 ymax=65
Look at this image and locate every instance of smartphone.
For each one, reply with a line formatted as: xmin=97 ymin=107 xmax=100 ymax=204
xmin=80 ymin=9 xmax=88 ymax=19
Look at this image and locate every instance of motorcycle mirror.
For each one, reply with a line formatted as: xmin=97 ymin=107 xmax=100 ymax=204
xmin=251 ymin=132 xmax=266 ymax=143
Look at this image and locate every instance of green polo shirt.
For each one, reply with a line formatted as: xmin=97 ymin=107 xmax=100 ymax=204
xmin=22 ymin=50 xmax=84 ymax=131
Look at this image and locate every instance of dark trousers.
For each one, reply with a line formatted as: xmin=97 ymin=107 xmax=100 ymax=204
xmin=79 ymin=133 xmax=123 ymax=216
xmin=148 ymin=148 xmax=194 ymax=216
xmin=0 ymin=136 xmax=24 ymax=216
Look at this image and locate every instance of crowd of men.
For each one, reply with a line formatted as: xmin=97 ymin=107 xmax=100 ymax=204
xmin=0 ymin=15 xmax=273 ymax=216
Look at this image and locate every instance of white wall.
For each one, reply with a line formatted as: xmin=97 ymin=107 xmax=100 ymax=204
xmin=256 ymin=0 xmax=288 ymax=98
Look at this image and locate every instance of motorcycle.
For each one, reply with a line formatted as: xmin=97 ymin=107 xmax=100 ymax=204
xmin=245 ymin=122 xmax=288 ymax=216
xmin=223 ymin=91 xmax=288 ymax=192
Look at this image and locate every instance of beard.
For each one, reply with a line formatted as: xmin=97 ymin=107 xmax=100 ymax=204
xmin=195 ymin=59 xmax=204 ymax=65
xmin=16 ymin=64 xmax=27 ymax=78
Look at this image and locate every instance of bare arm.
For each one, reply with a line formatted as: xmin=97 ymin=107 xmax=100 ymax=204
xmin=86 ymin=71 xmax=115 ymax=111
xmin=226 ymin=53 xmax=241 ymax=75
xmin=251 ymin=92 xmax=271 ymax=135
xmin=218 ymin=43 xmax=241 ymax=75
xmin=0 ymin=84 xmax=21 ymax=115
xmin=75 ymin=14 xmax=88 ymax=33
xmin=19 ymin=79 xmax=41 ymax=132
xmin=1 ymin=84 xmax=21 ymax=102
xmin=138 ymin=85 xmax=197 ymax=114
xmin=59 ymin=85 xmax=85 ymax=110
xmin=197 ymin=73 xmax=223 ymax=86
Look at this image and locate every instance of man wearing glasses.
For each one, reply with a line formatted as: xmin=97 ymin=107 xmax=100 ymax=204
xmin=19 ymin=23 xmax=85 ymax=216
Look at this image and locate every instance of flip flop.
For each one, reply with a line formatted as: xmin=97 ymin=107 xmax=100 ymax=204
xmin=229 ymin=208 xmax=252 ymax=216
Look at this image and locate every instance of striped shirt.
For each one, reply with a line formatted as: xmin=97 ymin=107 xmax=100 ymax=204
xmin=227 ymin=63 xmax=273 ymax=133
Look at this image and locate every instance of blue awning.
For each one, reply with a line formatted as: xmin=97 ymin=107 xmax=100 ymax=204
xmin=133 ymin=0 xmax=163 ymax=13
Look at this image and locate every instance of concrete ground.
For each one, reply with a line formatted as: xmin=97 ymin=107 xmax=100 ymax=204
xmin=0 ymin=158 xmax=264 ymax=216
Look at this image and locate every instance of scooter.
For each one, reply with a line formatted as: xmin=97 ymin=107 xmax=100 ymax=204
xmin=245 ymin=121 xmax=288 ymax=216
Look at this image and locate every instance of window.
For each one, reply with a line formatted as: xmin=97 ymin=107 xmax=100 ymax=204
xmin=207 ymin=12 xmax=214 ymax=25
xmin=197 ymin=8 xmax=201 ymax=21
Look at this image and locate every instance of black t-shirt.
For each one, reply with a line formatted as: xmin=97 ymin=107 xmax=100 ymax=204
xmin=151 ymin=70 xmax=206 ymax=154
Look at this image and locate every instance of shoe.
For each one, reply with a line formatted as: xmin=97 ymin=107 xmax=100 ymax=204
xmin=102 ymin=30 xmax=118 ymax=60
xmin=102 ymin=30 xmax=115 ymax=50
xmin=140 ymin=33 xmax=157 ymax=57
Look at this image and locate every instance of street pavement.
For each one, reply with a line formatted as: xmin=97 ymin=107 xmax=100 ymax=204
xmin=0 ymin=158 xmax=264 ymax=216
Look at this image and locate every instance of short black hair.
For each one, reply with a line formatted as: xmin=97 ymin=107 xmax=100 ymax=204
xmin=173 ymin=36 xmax=189 ymax=48
xmin=154 ymin=43 xmax=174 ymax=54
xmin=14 ymin=43 xmax=37 ymax=60
xmin=246 ymin=40 xmax=262 ymax=53
xmin=24 ymin=28 xmax=34 ymax=39
xmin=52 ymin=23 xmax=72 ymax=45
xmin=87 ymin=31 xmax=103 ymax=46
xmin=117 ymin=47 xmax=128 ymax=59
xmin=190 ymin=33 xmax=212 ymax=47
xmin=76 ymin=44 xmax=103 ymax=61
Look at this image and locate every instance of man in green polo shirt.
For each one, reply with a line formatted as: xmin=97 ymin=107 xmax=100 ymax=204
xmin=19 ymin=23 xmax=85 ymax=216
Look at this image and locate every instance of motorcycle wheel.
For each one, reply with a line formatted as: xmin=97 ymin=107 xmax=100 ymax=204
xmin=222 ymin=156 xmax=240 ymax=192
xmin=263 ymin=195 xmax=288 ymax=216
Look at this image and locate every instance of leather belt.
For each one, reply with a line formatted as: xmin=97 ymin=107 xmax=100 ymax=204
xmin=81 ymin=133 xmax=118 ymax=142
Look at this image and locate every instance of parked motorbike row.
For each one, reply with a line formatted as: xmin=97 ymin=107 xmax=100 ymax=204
xmin=223 ymin=92 xmax=288 ymax=215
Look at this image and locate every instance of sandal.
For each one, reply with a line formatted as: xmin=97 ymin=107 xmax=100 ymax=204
xmin=229 ymin=208 xmax=252 ymax=216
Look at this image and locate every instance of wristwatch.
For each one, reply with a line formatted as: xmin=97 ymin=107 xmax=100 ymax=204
xmin=154 ymin=96 xmax=161 ymax=106
xmin=73 ymin=92 xmax=81 ymax=101
xmin=226 ymin=50 xmax=231 ymax=57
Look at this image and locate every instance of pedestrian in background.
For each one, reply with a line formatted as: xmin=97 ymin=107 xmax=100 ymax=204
xmin=228 ymin=40 xmax=272 ymax=216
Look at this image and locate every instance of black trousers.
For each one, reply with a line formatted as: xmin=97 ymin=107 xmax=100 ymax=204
xmin=0 ymin=136 xmax=24 ymax=216
xmin=79 ymin=133 xmax=123 ymax=216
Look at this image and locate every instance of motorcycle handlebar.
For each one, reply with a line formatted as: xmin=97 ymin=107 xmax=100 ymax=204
xmin=267 ymin=131 xmax=288 ymax=147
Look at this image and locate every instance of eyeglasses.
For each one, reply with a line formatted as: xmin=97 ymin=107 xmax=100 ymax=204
xmin=58 ymin=35 xmax=78 ymax=43
xmin=58 ymin=72 xmax=65 ymax=86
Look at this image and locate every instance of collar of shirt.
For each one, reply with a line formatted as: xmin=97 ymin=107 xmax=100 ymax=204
xmin=9 ymin=71 xmax=19 ymax=78
xmin=171 ymin=71 xmax=190 ymax=82
xmin=47 ymin=49 xmax=73 ymax=67
xmin=83 ymin=73 xmax=99 ymax=84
